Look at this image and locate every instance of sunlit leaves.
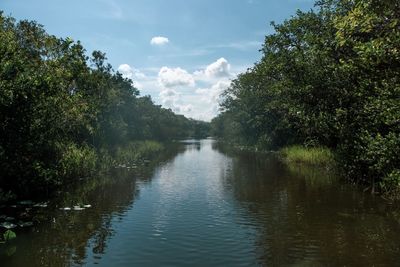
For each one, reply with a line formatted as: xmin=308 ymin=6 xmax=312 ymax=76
xmin=212 ymin=0 xmax=400 ymax=191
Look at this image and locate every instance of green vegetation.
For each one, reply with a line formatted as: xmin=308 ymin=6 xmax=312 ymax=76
xmin=114 ymin=141 xmax=164 ymax=165
xmin=0 ymin=12 xmax=209 ymax=200
xmin=280 ymin=146 xmax=335 ymax=167
xmin=0 ymin=230 xmax=16 ymax=244
xmin=286 ymin=161 xmax=338 ymax=189
xmin=211 ymin=0 xmax=400 ymax=194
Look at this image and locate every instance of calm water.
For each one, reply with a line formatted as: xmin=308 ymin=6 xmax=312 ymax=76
xmin=1 ymin=139 xmax=400 ymax=266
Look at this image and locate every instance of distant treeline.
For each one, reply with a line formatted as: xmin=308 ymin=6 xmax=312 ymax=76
xmin=211 ymin=0 xmax=399 ymax=193
xmin=0 ymin=12 xmax=209 ymax=199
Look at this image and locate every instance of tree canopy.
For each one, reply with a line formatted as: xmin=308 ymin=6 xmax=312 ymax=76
xmin=0 ymin=12 xmax=209 ymax=198
xmin=211 ymin=0 xmax=400 ymax=192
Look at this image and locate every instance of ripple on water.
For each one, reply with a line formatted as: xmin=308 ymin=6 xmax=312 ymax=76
xmin=4 ymin=140 xmax=400 ymax=267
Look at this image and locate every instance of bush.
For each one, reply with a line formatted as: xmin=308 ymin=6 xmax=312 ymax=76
xmin=380 ymin=170 xmax=400 ymax=199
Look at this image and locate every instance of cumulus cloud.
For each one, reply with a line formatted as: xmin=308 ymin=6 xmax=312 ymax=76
xmin=118 ymin=64 xmax=146 ymax=79
xmin=159 ymin=88 xmax=193 ymax=113
xmin=196 ymin=80 xmax=230 ymax=103
xmin=117 ymin=58 xmax=235 ymax=120
xmin=194 ymin=80 xmax=231 ymax=121
xmin=150 ymin=36 xmax=169 ymax=46
xmin=159 ymin=88 xmax=179 ymax=107
xmin=158 ymin=67 xmax=195 ymax=88
xmin=205 ymin=57 xmax=231 ymax=77
xmin=117 ymin=64 xmax=146 ymax=89
xmin=193 ymin=58 xmax=232 ymax=84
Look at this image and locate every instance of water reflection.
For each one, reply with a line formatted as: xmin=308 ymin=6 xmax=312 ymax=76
xmin=218 ymin=143 xmax=400 ymax=266
xmin=1 ymin=140 xmax=400 ymax=266
xmin=1 ymin=144 xmax=184 ymax=267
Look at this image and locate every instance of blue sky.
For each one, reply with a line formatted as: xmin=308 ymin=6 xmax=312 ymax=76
xmin=1 ymin=0 xmax=314 ymax=121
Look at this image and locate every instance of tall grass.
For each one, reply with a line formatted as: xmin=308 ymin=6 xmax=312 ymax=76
xmin=114 ymin=141 xmax=164 ymax=165
xmin=280 ymin=145 xmax=335 ymax=167
xmin=58 ymin=142 xmax=98 ymax=179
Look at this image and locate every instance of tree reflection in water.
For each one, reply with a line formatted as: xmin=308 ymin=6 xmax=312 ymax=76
xmin=217 ymin=144 xmax=400 ymax=266
xmin=1 ymin=144 xmax=184 ymax=267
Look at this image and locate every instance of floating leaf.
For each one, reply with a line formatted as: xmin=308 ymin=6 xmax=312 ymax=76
xmin=5 ymin=217 xmax=14 ymax=222
xmin=0 ymin=222 xmax=17 ymax=229
xmin=18 ymin=200 xmax=34 ymax=205
xmin=3 ymin=230 xmax=16 ymax=241
xmin=34 ymin=202 xmax=48 ymax=208
xmin=18 ymin=221 xmax=34 ymax=227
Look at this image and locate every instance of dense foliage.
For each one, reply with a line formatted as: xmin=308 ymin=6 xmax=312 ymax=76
xmin=0 ymin=13 xmax=209 ymax=198
xmin=211 ymin=0 xmax=400 ymax=192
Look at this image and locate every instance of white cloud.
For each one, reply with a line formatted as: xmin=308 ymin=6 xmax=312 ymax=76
xmin=150 ymin=36 xmax=169 ymax=46
xmin=159 ymin=88 xmax=193 ymax=114
xmin=117 ymin=64 xmax=146 ymax=89
xmin=180 ymin=104 xmax=193 ymax=113
xmin=118 ymin=64 xmax=146 ymax=79
xmin=196 ymin=80 xmax=230 ymax=104
xmin=194 ymin=80 xmax=231 ymax=121
xmin=205 ymin=57 xmax=231 ymax=78
xmin=158 ymin=66 xmax=195 ymax=88
xmin=194 ymin=58 xmax=232 ymax=83
xmin=156 ymin=60 xmax=233 ymax=120
xmin=117 ymin=58 xmax=237 ymax=121
xmin=159 ymin=88 xmax=179 ymax=107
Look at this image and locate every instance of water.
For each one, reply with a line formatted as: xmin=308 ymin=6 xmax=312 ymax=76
xmin=1 ymin=139 xmax=400 ymax=266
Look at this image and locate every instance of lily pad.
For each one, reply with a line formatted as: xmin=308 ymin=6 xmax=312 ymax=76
xmin=3 ymin=230 xmax=16 ymax=241
xmin=34 ymin=202 xmax=48 ymax=208
xmin=18 ymin=200 xmax=34 ymax=205
xmin=0 ymin=222 xmax=17 ymax=229
xmin=18 ymin=221 xmax=34 ymax=227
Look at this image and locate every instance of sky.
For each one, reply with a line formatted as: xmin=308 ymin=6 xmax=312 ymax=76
xmin=1 ymin=0 xmax=315 ymax=121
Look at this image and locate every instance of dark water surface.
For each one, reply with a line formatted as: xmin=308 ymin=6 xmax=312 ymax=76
xmin=2 ymin=139 xmax=400 ymax=266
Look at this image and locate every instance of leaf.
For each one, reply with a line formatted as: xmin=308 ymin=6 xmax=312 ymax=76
xmin=3 ymin=230 xmax=16 ymax=241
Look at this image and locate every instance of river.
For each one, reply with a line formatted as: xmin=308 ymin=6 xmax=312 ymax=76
xmin=1 ymin=139 xmax=400 ymax=266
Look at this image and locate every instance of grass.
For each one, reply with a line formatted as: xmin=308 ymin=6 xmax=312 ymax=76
xmin=114 ymin=141 xmax=164 ymax=165
xmin=280 ymin=145 xmax=335 ymax=167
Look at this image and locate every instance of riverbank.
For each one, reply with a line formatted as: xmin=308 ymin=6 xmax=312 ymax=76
xmin=0 ymin=141 xmax=183 ymax=253
xmin=280 ymin=145 xmax=400 ymax=201
xmin=2 ymin=139 xmax=400 ymax=266
xmin=0 ymin=141 xmax=166 ymax=204
xmin=216 ymin=141 xmax=400 ymax=200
